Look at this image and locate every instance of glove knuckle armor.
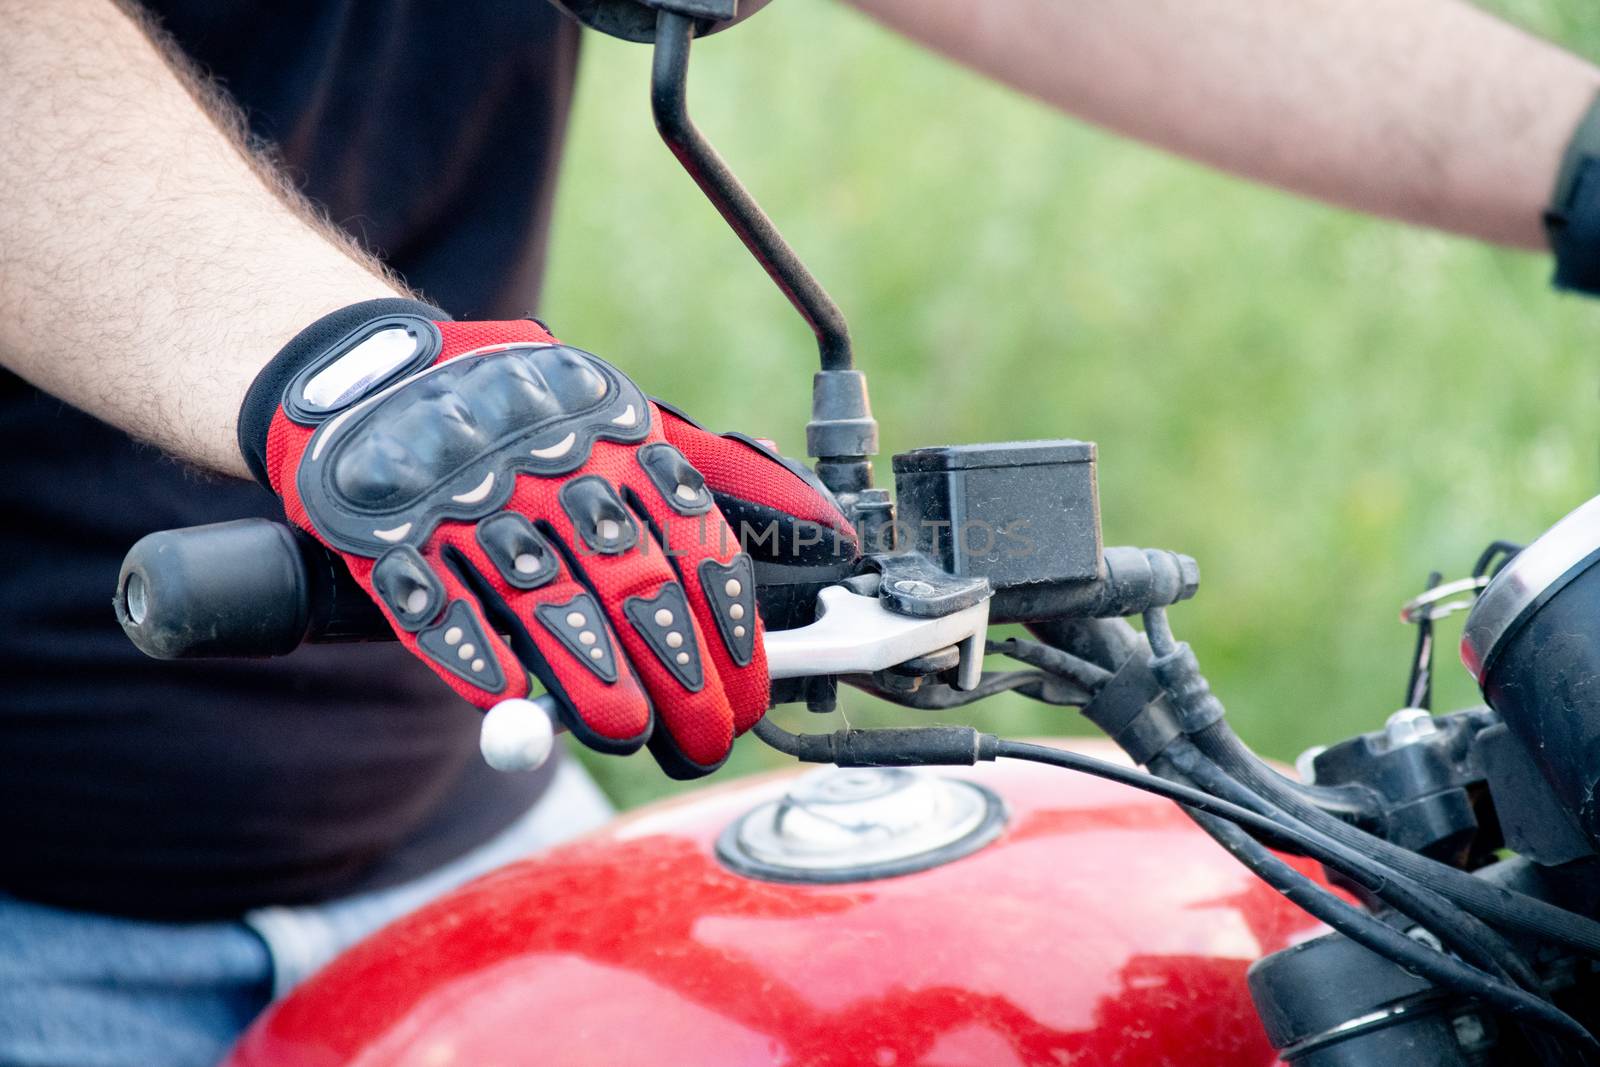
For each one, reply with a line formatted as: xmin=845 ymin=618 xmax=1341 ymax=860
xmin=291 ymin=344 xmax=649 ymax=556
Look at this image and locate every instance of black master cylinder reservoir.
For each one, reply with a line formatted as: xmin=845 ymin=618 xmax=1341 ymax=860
xmin=892 ymin=441 xmax=1102 ymax=588
xmin=1462 ymin=494 xmax=1600 ymax=847
xmin=891 ymin=441 xmax=1198 ymax=623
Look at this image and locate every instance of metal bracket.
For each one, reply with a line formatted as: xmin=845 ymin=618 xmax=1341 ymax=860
xmin=869 ymin=552 xmax=992 ymax=618
xmin=1399 ymin=575 xmax=1489 ymax=623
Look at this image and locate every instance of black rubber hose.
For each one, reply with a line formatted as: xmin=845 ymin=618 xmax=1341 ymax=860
xmin=1181 ymin=807 xmax=1591 ymax=1064
xmin=1161 ymin=740 xmax=1547 ymax=996
xmin=1024 ymin=616 xmax=1144 ymax=673
xmin=986 ymin=637 xmax=1113 ymax=690
xmin=995 ymin=739 xmax=1600 ymax=1058
xmin=848 ymin=669 xmax=1093 ymax=711
xmin=1056 ymin=615 xmax=1383 ymax=821
xmin=1140 ymin=607 xmax=1600 ymax=959
xmin=1162 ymin=745 xmax=1571 ymax=1065
xmin=1198 ymin=716 xmax=1600 ymax=958
xmin=1165 ymin=745 xmax=1579 ymax=1063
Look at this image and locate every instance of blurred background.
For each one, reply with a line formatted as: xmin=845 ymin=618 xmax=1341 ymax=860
xmin=541 ymin=0 xmax=1600 ymax=807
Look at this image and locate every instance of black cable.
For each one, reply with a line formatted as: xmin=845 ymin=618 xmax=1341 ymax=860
xmin=1474 ymin=540 xmax=1524 ymax=580
xmin=1141 ymin=607 xmax=1177 ymax=657
xmin=753 ymin=716 xmax=1595 ymax=1055
xmin=1160 ymin=743 xmax=1576 ymax=1063
xmin=1160 ymin=740 xmax=1546 ymax=996
xmin=1006 ymin=598 xmax=1573 ymax=1054
xmin=1039 ymin=615 xmax=1382 ymax=823
xmin=1199 ymin=716 xmax=1600 ymax=957
xmin=1184 ymin=807 xmax=1587 ymax=1066
xmin=1023 ymin=617 xmax=1144 ymax=674
xmin=1144 ymin=606 xmax=1575 ymax=1059
xmin=987 ymin=636 xmax=1113 ymax=689
xmin=1141 ymin=607 xmax=1600 ymax=959
xmin=1404 ymin=570 xmax=1442 ymax=711
xmin=849 ymin=669 xmax=1093 ymax=710
xmin=994 ymin=739 xmax=1600 ymax=1056
xmin=1135 ymin=619 xmax=1564 ymax=1055
xmin=990 ymin=625 xmax=1530 ymax=985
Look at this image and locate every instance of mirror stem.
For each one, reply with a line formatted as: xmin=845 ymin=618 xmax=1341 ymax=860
xmin=650 ymin=9 xmax=879 ymax=496
xmin=650 ymin=10 xmax=852 ymax=371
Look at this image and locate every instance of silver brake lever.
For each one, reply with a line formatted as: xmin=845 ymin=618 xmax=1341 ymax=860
xmin=480 ymin=586 xmax=991 ymax=772
xmin=764 ymin=586 xmax=988 ymax=690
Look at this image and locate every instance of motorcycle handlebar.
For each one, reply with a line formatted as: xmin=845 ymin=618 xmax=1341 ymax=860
xmin=115 ymin=517 xmax=1198 ymax=660
xmin=115 ymin=519 xmax=389 ymax=659
xmin=112 ymin=519 xmax=831 ymax=661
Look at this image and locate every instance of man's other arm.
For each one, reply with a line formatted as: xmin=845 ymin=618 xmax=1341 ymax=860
xmin=847 ymin=0 xmax=1600 ymax=249
xmin=0 ymin=0 xmax=405 ymax=479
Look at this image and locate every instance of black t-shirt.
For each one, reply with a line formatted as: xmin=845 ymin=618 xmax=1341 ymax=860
xmin=0 ymin=1 xmax=582 ymax=919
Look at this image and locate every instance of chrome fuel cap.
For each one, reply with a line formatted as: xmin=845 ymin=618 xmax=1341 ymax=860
xmin=716 ymin=766 xmax=1007 ymax=884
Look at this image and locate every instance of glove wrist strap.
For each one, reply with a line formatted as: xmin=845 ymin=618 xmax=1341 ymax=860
xmin=1545 ymin=89 xmax=1600 ymax=297
xmin=236 ymin=297 xmax=449 ymax=488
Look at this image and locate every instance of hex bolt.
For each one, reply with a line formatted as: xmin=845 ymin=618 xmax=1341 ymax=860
xmin=1384 ymin=708 xmax=1439 ymax=747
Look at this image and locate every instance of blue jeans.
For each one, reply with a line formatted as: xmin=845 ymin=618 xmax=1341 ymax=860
xmin=0 ymin=760 xmax=613 ymax=1067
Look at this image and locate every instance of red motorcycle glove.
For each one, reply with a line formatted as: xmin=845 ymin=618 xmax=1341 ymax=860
xmin=239 ymin=299 xmax=856 ymax=778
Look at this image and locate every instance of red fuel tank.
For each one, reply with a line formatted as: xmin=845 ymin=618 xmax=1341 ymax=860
xmin=225 ymin=741 xmax=1328 ymax=1067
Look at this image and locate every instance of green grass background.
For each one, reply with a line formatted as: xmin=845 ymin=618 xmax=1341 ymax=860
xmin=541 ymin=1 xmax=1600 ymax=809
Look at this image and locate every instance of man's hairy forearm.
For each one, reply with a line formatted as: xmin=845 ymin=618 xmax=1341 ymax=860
xmin=850 ymin=0 xmax=1600 ymax=249
xmin=0 ymin=0 xmax=403 ymax=479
